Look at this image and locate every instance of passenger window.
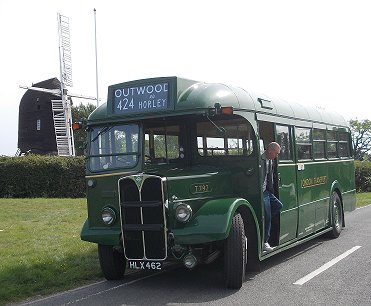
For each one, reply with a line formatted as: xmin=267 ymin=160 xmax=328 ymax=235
xmin=327 ymin=131 xmax=337 ymax=158
xmin=197 ymin=117 xmax=254 ymax=157
xmin=275 ymin=125 xmax=292 ymax=161
xmin=295 ymin=127 xmax=312 ymax=160
xmin=313 ymin=129 xmax=326 ymax=159
xmin=338 ymin=132 xmax=350 ymax=158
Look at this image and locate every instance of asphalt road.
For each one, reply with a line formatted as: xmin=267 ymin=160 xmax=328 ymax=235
xmin=19 ymin=205 xmax=371 ymax=306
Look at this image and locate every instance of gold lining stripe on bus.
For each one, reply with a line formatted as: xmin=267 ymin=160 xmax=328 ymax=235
xmin=342 ymin=189 xmax=356 ymax=194
xmin=278 ymin=159 xmax=354 ymax=167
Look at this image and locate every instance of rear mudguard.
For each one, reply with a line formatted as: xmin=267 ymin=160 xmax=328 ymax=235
xmin=172 ymin=197 xmax=260 ymax=245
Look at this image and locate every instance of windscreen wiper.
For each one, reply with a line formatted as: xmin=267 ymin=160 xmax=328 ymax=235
xmin=91 ymin=126 xmax=113 ymax=143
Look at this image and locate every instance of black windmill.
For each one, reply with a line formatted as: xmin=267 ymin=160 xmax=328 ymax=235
xmin=17 ymin=78 xmax=61 ymax=155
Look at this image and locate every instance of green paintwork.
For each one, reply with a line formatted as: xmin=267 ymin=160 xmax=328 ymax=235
xmin=172 ymin=198 xmax=257 ymax=245
xmin=80 ymin=219 xmax=121 ymax=245
xmin=277 ymin=163 xmax=298 ymax=244
xmin=80 ymin=172 xmax=127 ymax=245
xmin=295 ymin=159 xmax=355 ymax=239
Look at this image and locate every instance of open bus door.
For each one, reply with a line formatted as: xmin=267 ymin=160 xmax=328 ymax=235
xmin=275 ymin=125 xmax=299 ymax=245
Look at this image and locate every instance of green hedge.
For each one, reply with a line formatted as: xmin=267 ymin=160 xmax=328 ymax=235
xmin=0 ymin=155 xmax=86 ymax=198
xmin=0 ymin=156 xmax=370 ymax=197
xmin=355 ymin=160 xmax=371 ymax=192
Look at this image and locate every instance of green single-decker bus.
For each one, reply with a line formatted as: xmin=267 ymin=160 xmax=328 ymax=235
xmin=79 ymin=76 xmax=356 ymax=289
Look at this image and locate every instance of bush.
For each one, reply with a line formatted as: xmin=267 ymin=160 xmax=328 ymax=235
xmin=355 ymin=160 xmax=371 ymax=192
xmin=0 ymin=155 xmax=86 ymax=198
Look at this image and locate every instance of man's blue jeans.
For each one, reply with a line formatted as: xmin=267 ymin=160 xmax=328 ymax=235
xmin=263 ymin=191 xmax=283 ymax=243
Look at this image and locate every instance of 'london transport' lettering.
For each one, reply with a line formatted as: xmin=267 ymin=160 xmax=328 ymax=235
xmin=301 ymin=176 xmax=327 ymax=188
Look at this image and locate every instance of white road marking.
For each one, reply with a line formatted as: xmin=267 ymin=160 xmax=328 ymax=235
xmin=64 ymin=270 xmax=168 ymax=305
xmin=293 ymin=245 xmax=362 ymax=285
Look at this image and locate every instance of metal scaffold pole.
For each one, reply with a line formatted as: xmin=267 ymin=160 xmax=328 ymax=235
xmin=94 ymin=8 xmax=99 ymax=107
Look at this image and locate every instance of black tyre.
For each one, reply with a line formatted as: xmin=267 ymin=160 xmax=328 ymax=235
xmin=98 ymin=244 xmax=126 ymax=280
xmin=224 ymin=213 xmax=246 ymax=289
xmin=327 ymin=192 xmax=343 ymax=238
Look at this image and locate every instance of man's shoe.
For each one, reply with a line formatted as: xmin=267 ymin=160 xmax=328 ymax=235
xmin=263 ymin=242 xmax=274 ymax=252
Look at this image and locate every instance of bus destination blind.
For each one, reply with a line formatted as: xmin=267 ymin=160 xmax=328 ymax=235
xmin=113 ymin=82 xmax=170 ymax=114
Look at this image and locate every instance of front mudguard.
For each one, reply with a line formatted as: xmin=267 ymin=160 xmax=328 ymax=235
xmin=172 ymin=197 xmax=258 ymax=245
xmin=80 ymin=219 xmax=121 ymax=246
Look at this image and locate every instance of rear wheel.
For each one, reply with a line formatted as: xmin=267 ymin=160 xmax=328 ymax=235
xmin=224 ymin=213 xmax=246 ymax=289
xmin=327 ymin=192 xmax=343 ymax=238
xmin=98 ymin=244 xmax=126 ymax=280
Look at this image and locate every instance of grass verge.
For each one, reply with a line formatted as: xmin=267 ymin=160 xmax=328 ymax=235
xmin=356 ymin=192 xmax=371 ymax=208
xmin=0 ymin=198 xmax=102 ymax=306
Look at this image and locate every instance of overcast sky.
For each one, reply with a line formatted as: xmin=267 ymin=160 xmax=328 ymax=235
xmin=0 ymin=0 xmax=370 ymax=156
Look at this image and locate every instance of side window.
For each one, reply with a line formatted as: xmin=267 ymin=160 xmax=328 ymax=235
xmin=197 ymin=117 xmax=254 ymax=157
xmin=275 ymin=125 xmax=292 ymax=161
xmin=327 ymin=130 xmax=337 ymax=158
xmin=338 ymin=132 xmax=350 ymax=158
xmin=295 ymin=127 xmax=312 ymax=160
xmin=313 ymin=129 xmax=326 ymax=159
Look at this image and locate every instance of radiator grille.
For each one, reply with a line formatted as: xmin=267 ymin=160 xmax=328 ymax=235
xmin=119 ymin=175 xmax=167 ymax=260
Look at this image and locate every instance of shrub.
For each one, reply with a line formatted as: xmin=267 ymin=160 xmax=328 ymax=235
xmin=0 ymin=155 xmax=86 ymax=198
xmin=355 ymin=160 xmax=371 ymax=192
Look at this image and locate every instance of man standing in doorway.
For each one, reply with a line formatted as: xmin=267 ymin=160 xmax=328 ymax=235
xmin=262 ymin=142 xmax=283 ymax=252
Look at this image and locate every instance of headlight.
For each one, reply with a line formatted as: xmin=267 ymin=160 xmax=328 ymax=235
xmin=101 ymin=207 xmax=116 ymax=225
xmin=175 ymin=203 xmax=192 ymax=223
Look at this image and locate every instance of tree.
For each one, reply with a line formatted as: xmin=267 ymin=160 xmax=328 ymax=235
xmin=349 ymin=119 xmax=371 ymax=160
xmin=71 ymin=102 xmax=96 ymax=156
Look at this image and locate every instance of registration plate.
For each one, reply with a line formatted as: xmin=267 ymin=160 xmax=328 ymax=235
xmin=128 ymin=260 xmax=162 ymax=270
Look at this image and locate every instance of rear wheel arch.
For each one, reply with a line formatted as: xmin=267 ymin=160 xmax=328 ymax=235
xmin=330 ymin=181 xmax=345 ymax=228
xmin=333 ymin=188 xmax=345 ymax=227
xmin=327 ymin=190 xmax=344 ymax=238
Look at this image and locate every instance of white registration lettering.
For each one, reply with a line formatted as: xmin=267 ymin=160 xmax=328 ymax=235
xmin=129 ymin=261 xmax=162 ymax=270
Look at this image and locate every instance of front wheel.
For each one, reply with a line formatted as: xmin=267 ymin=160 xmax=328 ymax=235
xmin=98 ymin=244 xmax=127 ymax=280
xmin=224 ymin=213 xmax=246 ymax=289
xmin=327 ymin=192 xmax=343 ymax=238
